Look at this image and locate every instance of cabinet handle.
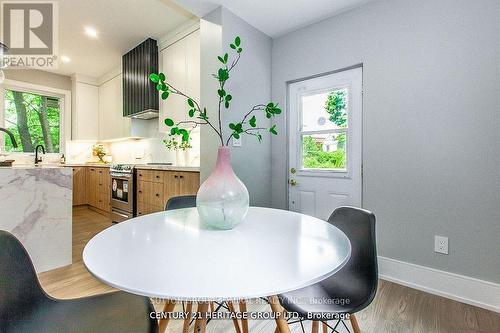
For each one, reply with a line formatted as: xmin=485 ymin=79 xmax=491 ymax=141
xmin=155 ymin=193 xmax=160 ymax=197
xmin=139 ymin=173 xmax=143 ymax=177
xmin=174 ymin=175 xmax=178 ymax=178
xmin=179 ymin=175 xmax=184 ymax=179
xmin=138 ymin=190 xmax=142 ymax=193
xmin=156 ymin=175 xmax=160 ymax=179
xmin=90 ymin=168 xmax=95 ymax=171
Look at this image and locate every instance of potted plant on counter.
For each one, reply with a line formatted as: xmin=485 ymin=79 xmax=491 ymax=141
xmin=163 ymin=135 xmax=192 ymax=166
xmin=150 ymin=36 xmax=282 ymax=230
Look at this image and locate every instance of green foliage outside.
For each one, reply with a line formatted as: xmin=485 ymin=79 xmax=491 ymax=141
xmin=302 ymin=89 xmax=348 ymax=169
xmin=302 ymin=136 xmax=346 ymax=169
xmin=4 ymin=90 xmax=60 ymax=153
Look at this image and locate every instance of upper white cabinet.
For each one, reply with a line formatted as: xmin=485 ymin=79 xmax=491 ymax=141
xmin=72 ymin=78 xmax=99 ymax=140
xmin=159 ymin=30 xmax=200 ymax=132
xmin=98 ymin=74 xmax=131 ymax=140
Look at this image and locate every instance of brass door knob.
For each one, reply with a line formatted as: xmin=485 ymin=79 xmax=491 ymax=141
xmin=289 ymin=179 xmax=298 ymax=186
xmin=290 ymin=167 xmax=296 ymax=174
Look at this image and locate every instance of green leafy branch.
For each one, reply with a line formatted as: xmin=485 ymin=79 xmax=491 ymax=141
xmin=150 ymin=36 xmax=281 ymax=147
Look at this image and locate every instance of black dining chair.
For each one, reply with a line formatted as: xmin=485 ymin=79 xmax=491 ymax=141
xmin=0 ymin=230 xmax=158 ymax=333
xmin=165 ymin=195 xmax=197 ymax=211
xmin=278 ymin=206 xmax=377 ymax=333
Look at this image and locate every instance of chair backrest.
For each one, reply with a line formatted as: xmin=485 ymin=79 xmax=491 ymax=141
xmin=165 ymin=195 xmax=196 ymax=211
xmin=328 ymin=206 xmax=378 ymax=307
xmin=0 ymin=231 xmax=48 ymax=321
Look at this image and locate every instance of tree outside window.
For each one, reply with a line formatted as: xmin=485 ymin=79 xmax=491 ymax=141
xmin=302 ymin=88 xmax=348 ymax=169
xmin=3 ymin=89 xmax=61 ymax=153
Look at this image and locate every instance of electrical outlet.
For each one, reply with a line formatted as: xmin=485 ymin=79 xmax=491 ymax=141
xmin=232 ymin=136 xmax=242 ymax=147
xmin=434 ymin=236 xmax=448 ymax=255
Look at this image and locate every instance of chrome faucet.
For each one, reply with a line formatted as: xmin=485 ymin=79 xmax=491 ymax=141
xmin=0 ymin=128 xmax=18 ymax=148
xmin=35 ymin=145 xmax=45 ymax=164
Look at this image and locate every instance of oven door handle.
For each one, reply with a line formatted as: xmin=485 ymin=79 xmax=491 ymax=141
xmin=110 ymin=172 xmax=133 ymax=179
xmin=111 ymin=210 xmax=130 ymax=219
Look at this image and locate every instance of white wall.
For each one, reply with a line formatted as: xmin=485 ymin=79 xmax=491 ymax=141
xmin=201 ymin=7 xmax=273 ymax=206
xmin=271 ymin=0 xmax=500 ymax=283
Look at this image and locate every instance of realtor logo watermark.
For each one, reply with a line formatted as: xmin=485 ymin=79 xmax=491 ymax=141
xmin=1 ymin=1 xmax=58 ymax=68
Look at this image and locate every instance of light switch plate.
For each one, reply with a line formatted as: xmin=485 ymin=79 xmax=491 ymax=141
xmin=233 ymin=136 xmax=242 ymax=147
xmin=434 ymin=235 xmax=448 ymax=255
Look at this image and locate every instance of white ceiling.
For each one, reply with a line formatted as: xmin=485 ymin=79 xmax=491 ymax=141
xmin=53 ymin=0 xmax=196 ymax=78
xmin=172 ymin=0 xmax=376 ymax=37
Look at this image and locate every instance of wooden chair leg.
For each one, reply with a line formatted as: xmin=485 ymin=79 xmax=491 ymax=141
xmin=182 ymin=301 xmax=193 ymax=333
xmin=322 ymin=321 xmax=328 ymax=333
xmin=311 ymin=321 xmax=319 ymax=333
xmin=193 ymin=302 xmax=209 ymax=333
xmin=158 ymin=300 xmax=176 ymax=333
xmin=227 ymin=301 xmax=242 ymax=333
xmin=239 ymin=300 xmax=249 ymax=333
xmin=268 ymin=295 xmax=291 ymax=333
xmin=350 ymin=314 xmax=361 ymax=333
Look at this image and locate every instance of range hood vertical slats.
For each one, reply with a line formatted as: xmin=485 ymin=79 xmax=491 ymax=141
xmin=123 ymin=38 xmax=159 ymax=118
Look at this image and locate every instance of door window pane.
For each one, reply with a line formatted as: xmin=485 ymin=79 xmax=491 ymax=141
xmin=302 ymin=133 xmax=347 ymax=170
xmin=301 ymin=88 xmax=348 ymax=131
xmin=3 ymin=89 xmax=61 ymax=153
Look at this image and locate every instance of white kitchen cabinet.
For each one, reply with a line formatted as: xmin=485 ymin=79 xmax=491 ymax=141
xmin=98 ymin=74 xmax=131 ymax=140
xmin=159 ymin=30 xmax=200 ymax=132
xmin=72 ymin=81 xmax=99 ymax=140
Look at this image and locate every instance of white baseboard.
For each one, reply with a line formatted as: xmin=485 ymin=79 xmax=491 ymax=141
xmin=378 ymin=256 xmax=500 ymax=313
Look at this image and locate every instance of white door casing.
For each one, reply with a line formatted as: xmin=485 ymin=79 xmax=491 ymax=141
xmin=288 ymin=67 xmax=362 ymax=220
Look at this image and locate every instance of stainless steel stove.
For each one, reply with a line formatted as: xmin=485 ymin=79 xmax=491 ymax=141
xmin=110 ymin=164 xmax=136 ymax=223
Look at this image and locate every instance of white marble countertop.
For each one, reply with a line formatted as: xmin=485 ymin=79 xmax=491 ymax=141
xmin=134 ymin=164 xmax=200 ymax=172
xmin=0 ymin=164 xmax=67 ymax=169
xmin=3 ymin=163 xmax=200 ymax=172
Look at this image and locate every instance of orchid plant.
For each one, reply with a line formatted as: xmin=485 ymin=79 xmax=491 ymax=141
xmin=150 ymin=36 xmax=281 ymax=147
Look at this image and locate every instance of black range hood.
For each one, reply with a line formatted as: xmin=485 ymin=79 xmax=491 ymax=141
xmin=122 ymin=38 xmax=159 ymax=119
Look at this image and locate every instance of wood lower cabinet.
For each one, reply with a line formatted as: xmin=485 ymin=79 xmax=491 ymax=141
xmin=86 ymin=167 xmax=99 ymax=207
xmin=136 ymin=169 xmax=200 ymax=216
xmin=71 ymin=167 xmax=87 ymax=205
xmin=68 ymin=166 xmax=111 ymax=213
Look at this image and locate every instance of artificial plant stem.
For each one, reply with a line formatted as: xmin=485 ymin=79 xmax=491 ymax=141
xmin=166 ymin=82 xmax=224 ymax=145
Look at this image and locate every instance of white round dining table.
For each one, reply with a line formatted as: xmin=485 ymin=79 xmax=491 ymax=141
xmin=83 ymin=207 xmax=351 ymax=333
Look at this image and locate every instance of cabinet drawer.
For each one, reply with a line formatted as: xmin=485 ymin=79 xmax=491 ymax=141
xmin=97 ymin=192 xmax=110 ymax=212
xmin=177 ymin=172 xmax=200 ymax=196
xmin=137 ymin=201 xmax=162 ymax=217
xmin=137 ymin=181 xmax=153 ymax=203
xmin=137 ymin=169 xmax=164 ymax=183
xmin=137 ymin=181 xmax=164 ymax=207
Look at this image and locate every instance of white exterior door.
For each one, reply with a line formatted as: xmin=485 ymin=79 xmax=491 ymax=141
xmin=288 ymin=67 xmax=362 ymax=220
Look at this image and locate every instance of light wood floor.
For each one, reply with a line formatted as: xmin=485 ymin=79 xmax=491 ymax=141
xmin=38 ymin=207 xmax=500 ymax=333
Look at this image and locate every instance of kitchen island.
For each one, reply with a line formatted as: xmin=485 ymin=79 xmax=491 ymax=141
xmin=0 ymin=165 xmax=72 ymax=273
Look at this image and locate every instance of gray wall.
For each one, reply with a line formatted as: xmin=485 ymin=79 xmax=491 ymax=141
xmin=271 ymin=0 xmax=500 ymax=283
xmin=4 ymin=69 xmax=72 ymax=91
xmin=201 ymin=7 xmax=273 ymax=207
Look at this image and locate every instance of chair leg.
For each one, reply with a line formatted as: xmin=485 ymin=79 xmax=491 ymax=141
xmin=227 ymin=301 xmax=242 ymax=333
xmin=193 ymin=302 xmax=209 ymax=333
xmin=349 ymin=314 xmax=361 ymax=333
xmin=239 ymin=300 xmax=249 ymax=333
xmin=158 ymin=300 xmax=176 ymax=333
xmin=183 ymin=302 xmax=193 ymax=333
xmin=322 ymin=321 xmax=328 ymax=333
xmin=268 ymin=295 xmax=291 ymax=333
xmin=311 ymin=321 xmax=319 ymax=333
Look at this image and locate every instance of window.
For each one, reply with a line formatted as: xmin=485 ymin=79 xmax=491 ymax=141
xmin=300 ymin=88 xmax=348 ymax=170
xmin=3 ymin=89 xmax=61 ymax=153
